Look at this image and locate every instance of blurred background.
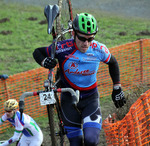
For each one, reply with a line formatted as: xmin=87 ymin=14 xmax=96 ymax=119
xmin=3 ymin=0 xmax=150 ymax=19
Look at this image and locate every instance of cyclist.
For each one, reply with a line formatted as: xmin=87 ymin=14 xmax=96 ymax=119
xmin=33 ymin=13 xmax=126 ymax=146
xmin=0 ymin=99 xmax=43 ymax=146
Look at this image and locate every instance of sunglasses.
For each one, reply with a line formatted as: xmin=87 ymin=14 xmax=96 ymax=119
xmin=76 ymin=33 xmax=94 ymax=42
xmin=5 ymin=110 xmax=12 ymax=113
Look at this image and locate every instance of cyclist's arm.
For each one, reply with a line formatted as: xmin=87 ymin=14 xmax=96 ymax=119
xmin=106 ymin=55 xmax=121 ymax=86
xmin=0 ymin=114 xmax=7 ymax=125
xmin=0 ymin=131 xmax=21 ymax=146
xmin=33 ymin=47 xmax=47 ymax=66
xmin=0 ymin=118 xmax=4 ymax=125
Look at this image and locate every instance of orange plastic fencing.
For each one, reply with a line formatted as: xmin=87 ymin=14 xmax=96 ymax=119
xmin=102 ymin=89 xmax=150 ymax=146
xmin=0 ymin=68 xmax=50 ymax=133
xmin=0 ymin=39 xmax=150 ymax=135
xmin=97 ymin=39 xmax=150 ymax=97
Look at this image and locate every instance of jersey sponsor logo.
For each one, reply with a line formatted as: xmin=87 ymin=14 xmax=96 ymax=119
xmin=68 ymin=62 xmax=78 ymax=69
xmin=83 ymin=57 xmax=97 ymax=61
xmin=56 ymin=47 xmax=72 ymax=54
xmin=56 ymin=41 xmax=74 ymax=54
xmin=65 ymin=69 xmax=95 ymax=76
xmin=86 ymin=53 xmax=94 ymax=56
xmin=62 ymin=41 xmax=74 ymax=48
xmin=57 ymin=41 xmax=74 ymax=49
xmin=100 ymin=45 xmax=109 ymax=53
xmin=93 ymin=45 xmax=109 ymax=54
xmin=90 ymin=42 xmax=97 ymax=48
xmin=65 ymin=54 xmax=79 ymax=59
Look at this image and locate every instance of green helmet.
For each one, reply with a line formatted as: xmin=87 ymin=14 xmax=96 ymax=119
xmin=73 ymin=13 xmax=98 ymax=35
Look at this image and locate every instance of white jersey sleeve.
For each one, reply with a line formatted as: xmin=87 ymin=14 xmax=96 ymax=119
xmin=0 ymin=113 xmax=8 ymax=125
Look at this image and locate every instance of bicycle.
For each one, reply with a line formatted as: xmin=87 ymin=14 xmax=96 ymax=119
xmin=57 ymin=0 xmax=73 ymax=40
xmin=19 ymin=3 xmax=80 ymax=146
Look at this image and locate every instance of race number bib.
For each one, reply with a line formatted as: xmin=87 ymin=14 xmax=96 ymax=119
xmin=39 ymin=91 xmax=56 ymax=105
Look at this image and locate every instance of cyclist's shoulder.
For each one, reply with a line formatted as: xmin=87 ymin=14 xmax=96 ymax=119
xmin=90 ymin=40 xmax=109 ymax=53
xmin=1 ymin=113 xmax=7 ymax=122
xmin=15 ymin=111 xmax=31 ymax=124
xmin=57 ymin=38 xmax=74 ymax=46
xmin=15 ymin=111 xmax=27 ymax=120
xmin=90 ymin=40 xmax=107 ymax=48
xmin=56 ymin=38 xmax=75 ymax=53
xmin=14 ymin=111 xmax=21 ymax=120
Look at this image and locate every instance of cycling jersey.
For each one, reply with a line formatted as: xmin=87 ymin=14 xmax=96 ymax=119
xmin=46 ymin=39 xmax=111 ymax=98
xmin=0 ymin=111 xmax=43 ymax=146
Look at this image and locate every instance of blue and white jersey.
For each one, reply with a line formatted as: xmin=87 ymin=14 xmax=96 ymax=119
xmin=46 ymin=39 xmax=111 ymax=97
xmin=0 ymin=111 xmax=40 ymax=137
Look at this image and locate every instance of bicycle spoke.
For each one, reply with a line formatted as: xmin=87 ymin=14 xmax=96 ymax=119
xmin=57 ymin=0 xmax=73 ymax=40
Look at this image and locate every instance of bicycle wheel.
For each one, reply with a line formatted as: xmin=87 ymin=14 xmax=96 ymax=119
xmin=47 ymin=94 xmax=67 ymax=146
xmin=56 ymin=0 xmax=73 ymax=40
xmin=47 ymin=104 xmax=57 ymax=146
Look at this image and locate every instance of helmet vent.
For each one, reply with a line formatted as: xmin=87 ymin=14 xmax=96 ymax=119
xmin=82 ymin=24 xmax=85 ymax=29
xmin=87 ymin=27 xmax=90 ymax=32
xmin=87 ymin=21 xmax=90 ymax=26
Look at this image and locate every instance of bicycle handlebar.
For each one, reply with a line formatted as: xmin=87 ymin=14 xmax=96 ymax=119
xmin=19 ymin=88 xmax=79 ymax=120
xmin=56 ymin=88 xmax=79 ymax=105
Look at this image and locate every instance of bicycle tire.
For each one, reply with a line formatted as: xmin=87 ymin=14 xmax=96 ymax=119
xmin=56 ymin=0 xmax=73 ymax=40
xmin=47 ymin=94 xmax=67 ymax=146
xmin=47 ymin=104 xmax=57 ymax=146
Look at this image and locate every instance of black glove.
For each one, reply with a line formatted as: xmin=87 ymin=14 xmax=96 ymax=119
xmin=112 ymin=86 xmax=126 ymax=108
xmin=42 ymin=57 xmax=57 ymax=69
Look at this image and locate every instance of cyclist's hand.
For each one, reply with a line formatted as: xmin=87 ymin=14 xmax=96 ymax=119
xmin=42 ymin=57 xmax=57 ymax=69
xmin=112 ymin=86 xmax=126 ymax=108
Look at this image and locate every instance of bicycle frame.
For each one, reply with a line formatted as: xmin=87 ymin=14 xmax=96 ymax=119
xmin=19 ymin=4 xmax=79 ymax=146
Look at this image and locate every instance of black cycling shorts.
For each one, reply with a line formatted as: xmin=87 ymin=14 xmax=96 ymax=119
xmin=60 ymin=91 xmax=102 ymax=128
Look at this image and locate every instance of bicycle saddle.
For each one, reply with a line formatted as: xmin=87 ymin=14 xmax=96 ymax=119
xmin=44 ymin=4 xmax=59 ymax=34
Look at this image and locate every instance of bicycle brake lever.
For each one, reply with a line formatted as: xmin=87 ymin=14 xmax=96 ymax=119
xmin=72 ymin=90 xmax=80 ymax=114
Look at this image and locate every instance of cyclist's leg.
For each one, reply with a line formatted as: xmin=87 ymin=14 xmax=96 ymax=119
xmin=18 ymin=130 xmax=43 ymax=146
xmin=64 ymin=126 xmax=83 ymax=146
xmin=29 ymin=129 xmax=43 ymax=146
xmin=81 ymin=92 xmax=102 ymax=146
xmin=61 ymin=93 xmax=83 ymax=146
xmin=17 ymin=135 xmax=29 ymax=146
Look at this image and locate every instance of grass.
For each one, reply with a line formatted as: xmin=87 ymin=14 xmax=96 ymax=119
xmin=0 ymin=1 xmax=150 ymax=75
xmin=0 ymin=1 xmax=150 ymax=145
